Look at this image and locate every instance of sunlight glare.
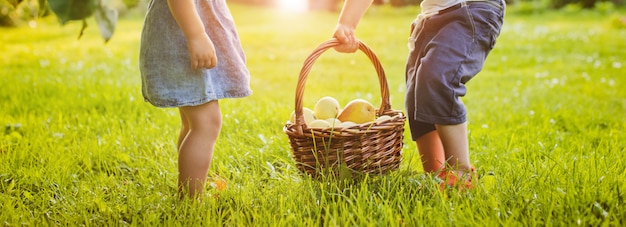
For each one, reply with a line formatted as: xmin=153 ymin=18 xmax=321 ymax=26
xmin=276 ymin=0 xmax=308 ymax=13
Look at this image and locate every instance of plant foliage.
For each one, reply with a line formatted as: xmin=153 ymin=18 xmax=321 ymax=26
xmin=46 ymin=0 xmax=117 ymax=42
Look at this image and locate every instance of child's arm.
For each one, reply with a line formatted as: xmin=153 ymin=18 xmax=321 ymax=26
xmin=333 ymin=0 xmax=373 ymax=53
xmin=167 ymin=0 xmax=217 ymax=69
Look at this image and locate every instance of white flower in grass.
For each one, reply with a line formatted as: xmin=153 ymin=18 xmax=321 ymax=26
xmin=612 ymin=62 xmax=622 ymax=68
xmin=258 ymin=134 xmax=267 ymax=145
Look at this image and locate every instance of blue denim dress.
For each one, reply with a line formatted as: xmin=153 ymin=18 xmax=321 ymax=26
xmin=139 ymin=0 xmax=252 ymax=108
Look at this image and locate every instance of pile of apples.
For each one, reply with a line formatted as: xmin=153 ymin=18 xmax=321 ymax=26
xmin=288 ymin=96 xmax=392 ymax=129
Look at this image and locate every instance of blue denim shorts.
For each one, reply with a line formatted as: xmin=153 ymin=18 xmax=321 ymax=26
xmin=405 ymin=0 xmax=505 ymax=140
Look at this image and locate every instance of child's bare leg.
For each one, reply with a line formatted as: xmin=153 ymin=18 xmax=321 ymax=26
xmin=415 ymin=130 xmax=445 ymax=173
xmin=178 ymin=109 xmax=190 ymax=150
xmin=177 ymin=100 xmax=222 ymax=198
xmin=435 ymin=122 xmax=472 ymax=175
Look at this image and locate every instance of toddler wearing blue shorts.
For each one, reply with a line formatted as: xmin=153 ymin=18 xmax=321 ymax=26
xmin=406 ymin=0 xmax=505 ymax=141
xmin=332 ymin=0 xmax=505 ymax=189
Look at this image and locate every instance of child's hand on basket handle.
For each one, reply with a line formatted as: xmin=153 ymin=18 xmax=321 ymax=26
xmin=332 ymin=0 xmax=373 ymax=53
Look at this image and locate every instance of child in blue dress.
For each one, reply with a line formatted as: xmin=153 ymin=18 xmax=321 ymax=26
xmin=139 ymin=0 xmax=252 ymax=198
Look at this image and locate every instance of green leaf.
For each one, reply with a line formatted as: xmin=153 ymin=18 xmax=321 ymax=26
xmin=78 ymin=18 xmax=86 ymax=39
xmin=46 ymin=0 xmax=118 ymax=42
xmin=338 ymin=162 xmax=353 ymax=180
xmin=38 ymin=0 xmax=49 ymax=17
xmin=93 ymin=4 xmax=117 ymax=43
xmin=47 ymin=0 xmax=98 ymax=24
xmin=5 ymin=0 xmax=20 ymax=7
xmin=122 ymin=0 xmax=139 ymax=9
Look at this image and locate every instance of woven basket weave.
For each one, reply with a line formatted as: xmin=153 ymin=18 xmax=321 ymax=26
xmin=284 ymin=39 xmax=406 ymax=177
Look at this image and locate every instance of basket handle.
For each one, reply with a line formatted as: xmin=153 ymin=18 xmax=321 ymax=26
xmin=293 ymin=38 xmax=392 ymax=130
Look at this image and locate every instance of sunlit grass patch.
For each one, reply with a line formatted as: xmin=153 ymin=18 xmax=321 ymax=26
xmin=1 ymin=3 xmax=625 ymax=225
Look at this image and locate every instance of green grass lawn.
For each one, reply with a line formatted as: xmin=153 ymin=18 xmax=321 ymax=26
xmin=1 ymin=3 xmax=625 ymax=226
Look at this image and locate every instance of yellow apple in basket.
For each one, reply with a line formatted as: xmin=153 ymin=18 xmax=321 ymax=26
xmin=325 ymin=118 xmax=342 ymax=127
xmin=308 ymin=119 xmax=331 ymax=128
xmin=314 ymin=96 xmax=341 ymax=120
xmin=375 ymin=115 xmax=392 ymax=123
xmin=337 ymin=99 xmax=376 ymax=124
xmin=289 ymin=107 xmax=316 ymax=125
xmin=339 ymin=121 xmax=357 ymax=127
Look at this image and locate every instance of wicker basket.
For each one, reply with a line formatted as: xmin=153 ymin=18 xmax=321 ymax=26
xmin=284 ymin=38 xmax=406 ymax=177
